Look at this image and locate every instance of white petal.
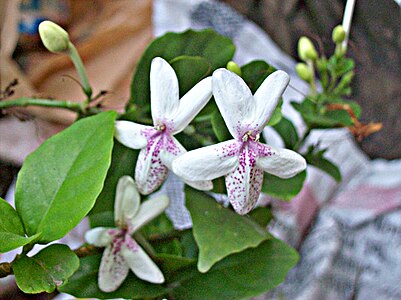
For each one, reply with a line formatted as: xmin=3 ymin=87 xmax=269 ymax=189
xmin=212 ymin=69 xmax=254 ymax=138
xmin=115 ymin=176 xmax=140 ymax=226
xmin=172 ymin=77 xmax=212 ymax=133
xmin=251 ymin=70 xmax=290 ymax=131
xmin=172 ymin=140 xmax=239 ymax=181
xmin=159 ymin=142 xmax=213 ymax=191
xmin=225 ymin=145 xmax=264 ymax=215
xmin=121 ymin=240 xmax=165 ymax=284
xmin=98 ymin=241 xmax=129 ymax=292
xmin=114 ymin=121 xmax=149 ymax=149
xmin=129 ymin=195 xmax=169 ymax=232
xmin=256 ymin=145 xmax=307 ymax=178
xmin=135 ymin=135 xmax=168 ymax=195
xmin=150 ymin=57 xmax=179 ymax=124
xmin=85 ymin=227 xmax=114 ymax=247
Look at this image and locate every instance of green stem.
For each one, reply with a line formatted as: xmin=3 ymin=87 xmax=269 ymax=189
xmin=295 ymin=127 xmax=312 ymax=152
xmin=134 ymin=232 xmax=157 ymax=258
xmin=67 ymin=42 xmax=92 ymax=101
xmin=0 ymin=97 xmax=84 ymax=112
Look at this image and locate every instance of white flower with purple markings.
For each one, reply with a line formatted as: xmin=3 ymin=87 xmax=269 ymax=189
xmin=115 ymin=57 xmax=213 ymax=195
xmin=173 ymin=69 xmax=307 ymax=215
xmin=85 ymin=176 xmax=168 ymax=292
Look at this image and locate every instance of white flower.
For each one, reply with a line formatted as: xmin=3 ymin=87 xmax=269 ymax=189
xmin=115 ymin=57 xmax=213 ymax=194
xmin=85 ymin=176 xmax=169 ymax=292
xmin=173 ymin=69 xmax=307 ymax=215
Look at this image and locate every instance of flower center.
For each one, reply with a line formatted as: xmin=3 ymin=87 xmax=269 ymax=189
xmin=155 ymin=123 xmax=166 ymax=132
xmin=242 ymin=130 xmax=259 ymax=142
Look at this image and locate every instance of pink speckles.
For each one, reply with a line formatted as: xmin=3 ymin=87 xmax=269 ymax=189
xmin=217 ymin=140 xmax=240 ymax=158
xmin=225 ymin=143 xmax=264 ymax=214
xmin=135 ymin=127 xmax=186 ymax=194
xmin=257 ymin=143 xmax=275 ymax=158
xmin=124 ymin=234 xmax=139 ymax=252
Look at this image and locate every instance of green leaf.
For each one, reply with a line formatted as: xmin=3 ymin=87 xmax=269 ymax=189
xmin=211 ymin=109 xmax=231 ymax=142
xmin=185 ymin=187 xmax=270 ymax=273
xmin=273 ymin=117 xmax=299 ymax=150
xmin=0 ymin=198 xmax=40 ymax=253
xmin=241 ymin=60 xmax=276 ymax=93
xmin=89 ymin=140 xmax=138 ymax=228
xmin=169 ymin=56 xmax=211 ymax=96
xmin=266 ymin=106 xmax=282 ymax=126
xmin=262 ymin=171 xmax=307 ymax=201
xmin=59 ymin=254 xmax=167 ymax=299
xmin=291 ymin=99 xmax=352 ymax=128
xmin=15 ymin=111 xmax=116 ymax=243
xmin=248 ymin=207 xmax=273 ymax=228
xmin=170 ymin=238 xmax=299 ymax=299
xmin=12 ymin=244 xmax=79 ymax=294
xmin=130 ymin=29 xmax=235 ymax=109
xmin=157 ymin=253 xmax=196 ymax=275
xmin=304 ymin=149 xmax=341 ymax=182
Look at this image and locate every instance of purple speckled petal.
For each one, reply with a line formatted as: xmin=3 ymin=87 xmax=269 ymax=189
xmin=251 ymin=70 xmax=290 ymax=131
xmin=114 ymin=121 xmax=149 ymax=149
xmin=172 ymin=140 xmax=240 ymax=181
xmin=172 ymin=76 xmax=212 ymax=134
xmin=98 ymin=237 xmax=129 ymax=292
xmin=150 ymin=57 xmax=179 ymax=124
xmin=212 ymin=69 xmax=254 ymax=138
xmin=115 ymin=176 xmax=140 ymax=226
xmin=225 ymin=144 xmax=264 ymax=215
xmin=256 ymin=144 xmax=306 ymax=178
xmin=121 ymin=237 xmax=165 ymax=284
xmin=135 ymin=133 xmax=168 ymax=195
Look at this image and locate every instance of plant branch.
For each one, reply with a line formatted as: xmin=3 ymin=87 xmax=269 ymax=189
xmin=0 ymin=97 xmax=83 ymax=112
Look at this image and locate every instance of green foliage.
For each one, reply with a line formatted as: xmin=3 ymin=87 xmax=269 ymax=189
xmin=262 ymin=171 xmax=307 ymax=201
xmin=185 ymin=187 xmax=271 ymax=273
xmin=89 ymin=140 xmax=138 ymax=228
xmin=12 ymin=244 xmax=79 ymax=293
xmin=59 ymin=254 xmax=167 ymax=299
xmin=130 ymin=29 xmax=235 ymax=111
xmin=0 ymin=198 xmax=40 ymax=253
xmin=15 ymin=111 xmax=116 ymax=243
xmin=61 ymin=238 xmax=298 ymax=299
xmin=211 ymin=109 xmax=231 ymax=142
xmin=240 ymin=60 xmax=276 ymax=93
xmin=169 ymin=239 xmax=299 ymax=299
xmin=304 ymin=146 xmax=341 ymax=182
xmin=273 ymin=117 xmax=299 ymax=150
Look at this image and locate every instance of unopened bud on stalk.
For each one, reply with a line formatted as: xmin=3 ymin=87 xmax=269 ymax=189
xmin=298 ymin=37 xmax=318 ymax=61
xmin=295 ymin=63 xmax=313 ymax=82
xmin=226 ymin=61 xmax=242 ymax=76
xmin=332 ymin=25 xmax=346 ymax=44
xmin=38 ymin=20 xmax=70 ymax=53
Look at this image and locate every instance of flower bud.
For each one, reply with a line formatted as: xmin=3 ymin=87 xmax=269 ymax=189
xmin=332 ymin=25 xmax=346 ymax=44
xmin=226 ymin=61 xmax=242 ymax=76
xmin=298 ymin=37 xmax=318 ymax=61
xmin=38 ymin=20 xmax=70 ymax=53
xmin=295 ymin=63 xmax=313 ymax=82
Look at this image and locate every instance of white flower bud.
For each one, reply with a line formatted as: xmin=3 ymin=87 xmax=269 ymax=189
xmin=298 ymin=36 xmax=318 ymax=61
xmin=38 ymin=20 xmax=70 ymax=53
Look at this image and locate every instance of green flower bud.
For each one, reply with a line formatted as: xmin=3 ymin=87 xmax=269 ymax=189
xmin=295 ymin=63 xmax=313 ymax=82
xmin=298 ymin=36 xmax=318 ymax=61
xmin=332 ymin=25 xmax=346 ymax=44
xmin=38 ymin=20 xmax=70 ymax=53
xmin=226 ymin=61 xmax=242 ymax=76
